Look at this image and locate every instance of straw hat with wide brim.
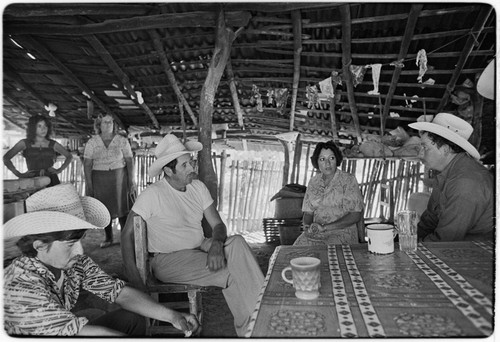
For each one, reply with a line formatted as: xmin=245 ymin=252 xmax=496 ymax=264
xmin=4 ymin=183 xmax=110 ymax=239
xmin=409 ymin=113 xmax=480 ymax=160
xmin=148 ymin=134 xmax=202 ymax=178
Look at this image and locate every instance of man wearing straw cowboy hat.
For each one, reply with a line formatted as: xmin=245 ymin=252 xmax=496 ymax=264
xmin=409 ymin=113 xmax=494 ymax=242
xmin=4 ymin=183 xmax=199 ymax=336
xmin=121 ymin=134 xmax=264 ymax=337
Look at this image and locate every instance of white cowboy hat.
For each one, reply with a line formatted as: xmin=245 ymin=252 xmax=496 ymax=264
xmin=409 ymin=113 xmax=480 ymax=160
xmin=148 ymin=134 xmax=202 ymax=178
xmin=477 ymin=59 xmax=495 ymax=100
xmin=4 ymin=183 xmax=110 ymax=239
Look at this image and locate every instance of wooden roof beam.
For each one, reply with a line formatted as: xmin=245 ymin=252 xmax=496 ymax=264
xmin=5 ymin=11 xmax=252 ymax=35
xmin=225 ymin=59 xmax=245 ymax=128
xmin=339 ymin=4 xmax=362 ymax=143
xmin=289 ymin=9 xmax=302 ymax=132
xmin=3 ymin=65 xmax=90 ymax=135
xmin=437 ymin=6 xmax=493 ymax=111
xmin=148 ymin=29 xmax=198 ymax=126
xmin=381 ymin=4 xmax=423 ymax=134
xmin=16 ymin=35 xmax=126 ymax=130
xmin=3 ymin=3 xmax=156 ymax=17
xmin=84 ymin=34 xmax=160 ymax=129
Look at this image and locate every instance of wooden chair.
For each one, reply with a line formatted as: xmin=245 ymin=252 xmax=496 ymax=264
xmin=133 ymin=215 xmax=209 ymax=336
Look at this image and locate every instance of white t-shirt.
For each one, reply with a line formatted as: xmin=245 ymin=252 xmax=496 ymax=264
xmin=132 ymin=178 xmax=213 ymax=253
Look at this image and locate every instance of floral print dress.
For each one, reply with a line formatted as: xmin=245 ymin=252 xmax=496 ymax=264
xmin=294 ymin=169 xmax=364 ymax=245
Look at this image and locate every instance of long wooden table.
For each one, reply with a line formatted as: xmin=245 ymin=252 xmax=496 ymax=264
xmin=245 ymin=241 xmax=494 ymax=338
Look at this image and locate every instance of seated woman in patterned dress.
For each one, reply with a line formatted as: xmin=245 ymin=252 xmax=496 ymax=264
xmin=294 ymin=140 xmax=364 ymax=246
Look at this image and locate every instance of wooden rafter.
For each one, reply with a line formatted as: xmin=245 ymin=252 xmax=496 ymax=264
xmin=16 ymin=35 xmax=125 ymax=130
xmin=339 ymin=4 xmax=362 ymax=143
xmin=289 ymin=10 xmax=302 ymax=132
xmin=4 ymin=64 xmax=90 ymax=135
xmin=437 ymin=6 xmax=493 ymax=111
xmin=148 ymin=29 xmax=198 ymax=126
xmin=84 ymin=34 xmax=160 ymax=129
xmin=225 ymin=59 xmax=245 ymax=128
xmin=5 ymin=11 xmax=252 ymax=35
xmin=381 ymin=4 xmax=423 ymax=134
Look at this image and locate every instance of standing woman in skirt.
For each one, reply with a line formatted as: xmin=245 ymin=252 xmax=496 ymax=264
xmin=83 ymin=114 xmax=136 ymax=248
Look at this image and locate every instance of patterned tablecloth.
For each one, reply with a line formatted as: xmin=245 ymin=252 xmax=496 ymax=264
xmin=246 ymin=241 xmax=493 ymax=338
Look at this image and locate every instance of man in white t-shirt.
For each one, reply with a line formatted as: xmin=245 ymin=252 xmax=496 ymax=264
xmin=121 ymin=134 xmax=264 ymax=337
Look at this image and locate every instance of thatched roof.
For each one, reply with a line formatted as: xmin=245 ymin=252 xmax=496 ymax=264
xmin=2 ymin=2 xmax=496 ymax=157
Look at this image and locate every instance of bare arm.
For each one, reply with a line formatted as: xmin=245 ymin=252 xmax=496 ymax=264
xmin=116 ymin=286 xmax=200 ymax=336
xmin=323 ymin=211 xmax=362 ymax=230
xmin=124 ymin=156 xmax=136 ymax=193
xmin=76 ymin=325 xmax=126 ymax=336
xmin=120 ymin=211 xmax=147 ymax=291
xmin=83 ymin=158 xmax=93 ymax=196
xmin=203 ymin=203 xmax=227 ymax=272
xmin=3 ymin=140 xmax=36 ymax=178
xmin=50 ymin=142 xmax=73 ymax=174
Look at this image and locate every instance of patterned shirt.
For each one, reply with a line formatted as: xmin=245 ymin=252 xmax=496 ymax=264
xmin=295 ymin=169 xmax=364 ymax=245
xmin=4 ymin=255 xmax=125 ymax=336
xmin=83 ymin=134 xmax=133 ymax=171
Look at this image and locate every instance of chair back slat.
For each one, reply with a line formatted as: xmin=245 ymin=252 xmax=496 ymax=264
xmin=133 ymin=215 xmax=149 ymax=284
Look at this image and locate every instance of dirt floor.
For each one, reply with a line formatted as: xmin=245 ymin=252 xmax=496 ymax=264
xmin=75 ymin=225 xmax=278 ymax=337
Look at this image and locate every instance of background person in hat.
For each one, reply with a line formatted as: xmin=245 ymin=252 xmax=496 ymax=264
xmin=4 ymin=184 xmax=199 ymax=337
xmin=120 ymin=134 xmax=264 ymax=337
xmin=408 ymin=113 xmax=494 ymax=242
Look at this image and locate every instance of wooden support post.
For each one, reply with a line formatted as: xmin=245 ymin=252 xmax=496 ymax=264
xmin=339 ymin=5 xmax=363 ymax=143
xmin=289 ymin=10 xmax=302 ymax=131
xmin=291 ymin=133 xmax=302 ymax=184
xmin=280 ymin=140 xmax=290 ymax=186
xmin=329 ymin=97 xmax=338 ymax=139
xmin=226 ymin=59 xmax=245 ymax=128
xmin=198 ymin=7 xmax=241 ymax=205
xmin=218 ymin=150 xmax=227 ymax=211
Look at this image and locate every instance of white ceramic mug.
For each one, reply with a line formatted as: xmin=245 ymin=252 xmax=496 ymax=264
xmin=281 ymin=256 xmax=321 ymax=300
xmin=366 ymin=224 xmax=397 ymax=254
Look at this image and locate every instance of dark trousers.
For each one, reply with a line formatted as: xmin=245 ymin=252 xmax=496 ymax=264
xmin=89 ymin=309 xmax=147 ymax=336
xmin=104 ymin=216 xmax=127 ymax=241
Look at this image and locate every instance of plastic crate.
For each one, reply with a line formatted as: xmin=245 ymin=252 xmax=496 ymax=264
xmin=262 ymin=218 xmax=303 ymax=243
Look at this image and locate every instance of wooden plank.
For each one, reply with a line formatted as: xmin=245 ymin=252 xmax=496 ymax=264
xmin=84 ymin=34 xmax=159 ymax=129
xmin=17 ymin=35 xmax=125 ymax=130
xmin=149 ymin=29 xmax=197 ymax=126
xmin=218 ymin=150 xmax=227 ymax=211
xmin=5 ymin=11 xmax=252 ymax=35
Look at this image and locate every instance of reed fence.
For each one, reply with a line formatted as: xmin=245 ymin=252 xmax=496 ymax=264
xmin=3 ymin=151 xmax=425 ymax=235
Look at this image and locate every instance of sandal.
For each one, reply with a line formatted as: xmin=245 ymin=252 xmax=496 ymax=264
xmin=100 ymin=240 xmax=112 ymax=248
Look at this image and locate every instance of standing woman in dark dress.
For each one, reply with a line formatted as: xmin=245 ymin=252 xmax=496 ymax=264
xmin=83 ymin=114 xmax=136 ymax=248
xmin=3 ymin=115 xmax=73 ymax=187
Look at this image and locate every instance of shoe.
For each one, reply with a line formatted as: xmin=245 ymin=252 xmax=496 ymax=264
xmin=100 ymin=240 xmax=112 ymax=248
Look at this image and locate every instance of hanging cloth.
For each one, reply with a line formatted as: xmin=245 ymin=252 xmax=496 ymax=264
xmin=266 ymin=89 xmax=275 ymax=105
xmin=416 ymin=49 xmax=428 ymax=83
xmin=318 ymin=77 xmax=335 ymax=98
xmin=349 ymin=65 xmax=367 ymax=87
xmin=306 ymin=85 xmax=320 ymax=109
xmin=331 ymin=71 xmax=343 ymax=88
xmin=274 ymin=88 xmax=289 ymax=114
xmin=367 ymin=63 xmax=382 ymax=95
